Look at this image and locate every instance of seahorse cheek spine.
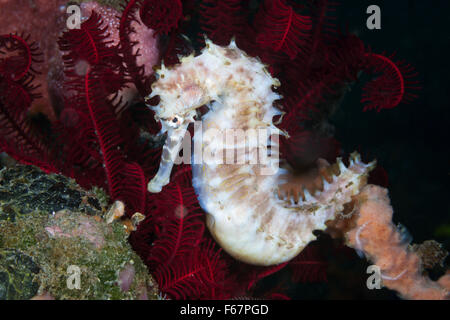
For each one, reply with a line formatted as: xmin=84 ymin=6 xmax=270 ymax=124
xmin=147 ymin=39 xmax=375 ymax=266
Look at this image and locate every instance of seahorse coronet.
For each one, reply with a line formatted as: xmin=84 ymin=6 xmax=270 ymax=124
xmin=146 ymin=38 xmax=375 ymax=266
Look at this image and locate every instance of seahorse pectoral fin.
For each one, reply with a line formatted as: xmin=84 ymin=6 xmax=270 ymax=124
xmin=147 ymin=122 xmax=189 ymax=193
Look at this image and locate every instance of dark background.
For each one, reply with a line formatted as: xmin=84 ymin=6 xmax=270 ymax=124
xmin=332 ymin=0 xmax=450 ymax=246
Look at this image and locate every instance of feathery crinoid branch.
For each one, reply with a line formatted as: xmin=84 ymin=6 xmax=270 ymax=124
xmin=147 ymin=166 xmax=205 ymax=268
xmin=199 ymin=0 xmax=249 ymax=47
xmin=255 ymin=0 xmax=312 ymax=60
xmin=50 ymin=106 xmax=107 ymax=189
xmin=139 ymin=0 xmax=183 ymax=36
xmin=304 ymin=0 xmax=338 ymax=68
xmin=0 ymin=33 xmax=43 ymax=81
xmin=246 ymin=261 xmax=289 ymax=291
xmin=148 ymin=208 xmax=205 ymax=268
xmin=290 ymin=242 xmax=328 ymax=283
xmin=148 ymin=166 xmax=230 ymax=299
xmin=362 ymin=52 xmax=420 ymax=111
xmin=58 ymin=11 xmax=117 ymax=68
xmin=0 ymin=75 xmax=57 ymax=173
xmin=154 ymin=239 xmax=229 ymax=299
xmin=197 ymin=239 xmax=231 ymax=299
xmin=277 ymin=33 xmax=365 ymax=162
xmin=0 ymin=33 xmax=58 ymax=173
xmin=119 ymin=0 xmax=151 ymax=97
xmin=281 ymin=33 xmax=365 ymax=113
xmin=264 ymin=5 xmax=353 ymax=159
xmin=151 ymin=165 xmax=205 ymax=220
xmin=59 ymin=11 xmax=147 ymax=215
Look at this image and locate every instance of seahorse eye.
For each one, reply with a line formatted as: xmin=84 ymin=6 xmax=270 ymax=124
xmin=166 ymin=115 xmax=183 ymax=128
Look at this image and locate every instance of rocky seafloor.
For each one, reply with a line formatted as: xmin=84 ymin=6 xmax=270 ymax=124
xmin=0 ymin=163 xmax=159 ymax=300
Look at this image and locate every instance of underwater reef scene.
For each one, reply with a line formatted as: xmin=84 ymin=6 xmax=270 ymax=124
xmin=0 ymin=0 xmax=448 ymax=300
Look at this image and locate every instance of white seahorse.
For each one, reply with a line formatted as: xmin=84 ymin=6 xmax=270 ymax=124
xmin=146 ymin=39 xmax=375 ymax=266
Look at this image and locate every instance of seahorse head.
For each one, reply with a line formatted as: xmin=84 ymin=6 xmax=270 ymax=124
xmin=145 ymin=51 xmax=212 ymax=192
xmin=147 ymin=38 xmax=244 ymax=133
xmin=148 ymin=70 xmax=207 ymax=131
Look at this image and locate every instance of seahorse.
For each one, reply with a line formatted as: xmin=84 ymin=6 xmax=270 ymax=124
xmin=146 ymin=39 xmax=375 ymax=266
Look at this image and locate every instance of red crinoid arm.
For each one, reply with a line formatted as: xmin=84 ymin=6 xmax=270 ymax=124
xmin=361 ymin=52 xmax=420 ymax=111
xmin=153 ymin=165 xmax=205 ymax=217
xmin=59 ymin=11 xmax=147 ymax=214
xmin=148 ymin=209 xmax=205 ymax=268
xmin=119 ymin=0 xmax=150 ymax=96
xmin=148 ymin=166 xmax=233 ymax=299
xmin=255 ymin=0 xmax=312 ymax=60
xmin=289 ymin=242 xmax=327 ymax=282
xmin=305 ymin=0 xmax=338 ymax=66
xmin=154 ymin=240 xmax=229 ymax=299
xmin=149 ymin=166 xmax=205 ymax=265
xmin=139 ymin=0 xmax=183 ymax=36
xmin=0 ymin=75 xmax=57 ymax=173
xmin=83 ymin=70 xmax=124 ymax=197
xmin=246 ymin=262 xmax=289 ymax=291
xmin=0 ymin=32 xmax=56 ymax=173
xmin=53 ymin=112 xmax=103 ymax=166
xmin=199 ymin=0 xmax=249 ymax=46
xmin=0 ymin=33 xmax=43 ymax=81
xmin=153 ymin=250 xmax=208 ymax=299
xmin=200 ymin=240 xmax=230 ymax=299
xmin=58 ymin=11 xmax=115 ymax=67
xmin=81 ymin=69 xmax=146 ymax=214
xmin=121 ymin=161 xmax=148 ymax=215
xmin=279 ymin=79 xmax=324 ymax=132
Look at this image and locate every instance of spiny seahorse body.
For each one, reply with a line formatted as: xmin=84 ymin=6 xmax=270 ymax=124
xmin=147 ymin=39 xmax=375 ymax=266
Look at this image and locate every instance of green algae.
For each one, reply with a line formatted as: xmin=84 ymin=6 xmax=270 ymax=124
xmin=0 ymin=165 xmax=104 ymax=222
xmin=0 ymin=248 xmax=40 ymax=300
xmin=0 ymin=165 xmax=158 ymax=300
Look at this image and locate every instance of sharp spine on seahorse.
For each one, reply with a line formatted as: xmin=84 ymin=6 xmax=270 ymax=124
xmin=145 ymin=38 xmax=375 ymax=266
